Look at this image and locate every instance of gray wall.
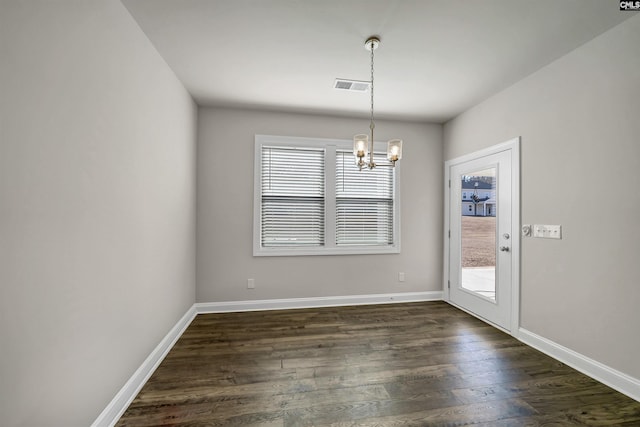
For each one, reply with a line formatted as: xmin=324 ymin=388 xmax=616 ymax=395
xmin=0 ymin=1 xmax=197 ymax=426
xmin=197 ymin=108 xmax=442 ymax=302
xmin=444 ymin=16 xmax=640 ymax=379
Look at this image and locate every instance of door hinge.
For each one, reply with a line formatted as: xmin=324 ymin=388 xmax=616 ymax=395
xmin=448 ymin=280 xmax=450 ymax=289
xmin=448 ymin=230 xmax=451 ymax=238
xmin=448 ymin=179 xmax=451 ymax=188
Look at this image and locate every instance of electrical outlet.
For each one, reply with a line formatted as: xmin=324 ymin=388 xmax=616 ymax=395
xmin=247 ymin=278 xmax=255 ymax=289
xmin=398 ymin=272 xmax=405 ymax=282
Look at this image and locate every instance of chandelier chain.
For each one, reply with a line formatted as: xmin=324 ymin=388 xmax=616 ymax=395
xmin=368 ymin=39 xmax=375 ymax=169
xmin=370 ymin=41 xmax=375 ymax=132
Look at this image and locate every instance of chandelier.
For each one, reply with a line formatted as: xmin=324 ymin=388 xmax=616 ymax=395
xmin=353 ymin=36 xmax=403 ymax=170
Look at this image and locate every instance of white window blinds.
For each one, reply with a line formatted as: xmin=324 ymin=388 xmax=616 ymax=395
xmin=260 ymin=146 xmax=325 ymax=247
xmin=335 ymin=150 xmax=394 ymax=246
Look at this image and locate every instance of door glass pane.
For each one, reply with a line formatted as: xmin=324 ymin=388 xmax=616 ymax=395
xmin=460 ymin=168 xmax=497 ymax=300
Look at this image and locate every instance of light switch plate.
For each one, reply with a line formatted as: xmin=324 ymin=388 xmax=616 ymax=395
xmin=533 ymin=224 xmax=562 ymax=239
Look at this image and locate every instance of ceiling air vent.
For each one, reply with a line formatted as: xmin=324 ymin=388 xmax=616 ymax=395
xmin=334 ymin=79 xmax=370 ymax=92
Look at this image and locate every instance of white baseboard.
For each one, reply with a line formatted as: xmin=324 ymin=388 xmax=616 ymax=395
xmin=517 ymin=328 xmax=640 ymax=402
xmin=194 ymin=291 xmax=443 ymax=314
xmin=91 ymin=305 xmax=198 ymax=427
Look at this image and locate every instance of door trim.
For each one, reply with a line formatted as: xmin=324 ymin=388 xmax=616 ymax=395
xmin=443 ymin=137 xmax=520 ymax=334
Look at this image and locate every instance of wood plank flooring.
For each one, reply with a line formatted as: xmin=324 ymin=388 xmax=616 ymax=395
xmin=116 ymin=301 xmax=640 ymax=426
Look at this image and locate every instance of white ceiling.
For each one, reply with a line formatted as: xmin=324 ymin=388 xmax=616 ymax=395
xmin=122 ymin=0 xmax=632 ymax=123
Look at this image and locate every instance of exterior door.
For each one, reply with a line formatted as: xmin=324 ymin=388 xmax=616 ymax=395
xmin=445 ymin=139 xmax=519 ymax=332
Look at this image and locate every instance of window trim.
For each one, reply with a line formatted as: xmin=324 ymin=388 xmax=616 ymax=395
xmin=253 ymin=134 xmax=401 ymax=257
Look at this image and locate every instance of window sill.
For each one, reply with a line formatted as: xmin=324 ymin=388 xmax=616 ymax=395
xmin=253 ymin=245 xmax=400 ymax=257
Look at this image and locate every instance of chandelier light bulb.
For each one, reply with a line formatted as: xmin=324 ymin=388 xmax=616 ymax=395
xmin=387 ymin=139 xmax=403 ymax=162
xmin=353 ymin=134 xmax=369 ymax=158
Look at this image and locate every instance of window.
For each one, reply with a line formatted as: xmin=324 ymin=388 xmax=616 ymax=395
xmin=260 ymin=146 xmax=325 ymax=248
xmin=254 ymin=135 xmax=400 ymax=256
xmin=335 ymin=150 xmax=394 ymax=246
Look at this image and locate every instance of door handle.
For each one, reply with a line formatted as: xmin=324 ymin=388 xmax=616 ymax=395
xmin=500 ymin=246 xmax=510 ymax=252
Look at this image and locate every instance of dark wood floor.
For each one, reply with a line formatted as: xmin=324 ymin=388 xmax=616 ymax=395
xmin=116 ymin=301 xmax=640 ymax=426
